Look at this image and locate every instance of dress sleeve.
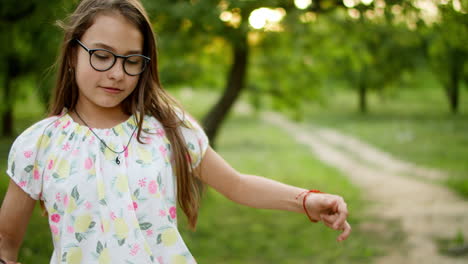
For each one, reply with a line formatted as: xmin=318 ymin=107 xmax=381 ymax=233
xmin=6 ymin=124 xmax=48 ymax=200
xmin=176 ymin=109 xmax=210 ymax=169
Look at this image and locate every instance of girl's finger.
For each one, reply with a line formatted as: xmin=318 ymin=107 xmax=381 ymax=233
xmin=332 ymin=200 xmax=348 ymax=229
xmin=321 ymin=213 xmax=339 ymax=229
xmin=337 ymin=221 xmax=352 ymax=242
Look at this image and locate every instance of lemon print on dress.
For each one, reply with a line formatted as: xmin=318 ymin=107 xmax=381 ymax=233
xmin=137 ymin=146 xmax=152 ymax=164
xmin=116 ymin=174 xmax=129 ymax=193
xmin=104 ymin=143 xmax=117 ymax=161
xmin=162 ymin=228 xmax=178 ymax=247
xmin=66 ymin=197 xmax=77 ymax=214
xmin=74 ymin=214 xmax=92 ymax=233
xmin=56 ymin=159 xmax=71 ymax=178
xmin=97 ymin=179 xmax=105 ymax=200
xmin=98 ymin=247 xmax=111 ymax=264
xmin=114 ymin=218 xmax=129 ymax=240
xmin=66 ymin=247 xmax=83 ymax=264
xmin=36 ymin=134 xmax=51 ymax=150
xmin=171 ymin=255 xmax=187 ymax=264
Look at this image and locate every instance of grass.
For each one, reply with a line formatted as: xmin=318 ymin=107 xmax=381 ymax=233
xmin=0 ymin=88 xmax=383 ymax=263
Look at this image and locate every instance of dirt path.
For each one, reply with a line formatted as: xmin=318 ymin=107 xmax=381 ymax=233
xmin=259 ymin=111 xmax=468 ymax=264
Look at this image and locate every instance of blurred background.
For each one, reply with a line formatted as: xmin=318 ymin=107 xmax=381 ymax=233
xmin=0 ymin=0 xmax=467 ymax=263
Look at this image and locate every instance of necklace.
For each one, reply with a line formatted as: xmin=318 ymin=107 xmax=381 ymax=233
xmin=74 ymin=110 xmax=137 ymax=165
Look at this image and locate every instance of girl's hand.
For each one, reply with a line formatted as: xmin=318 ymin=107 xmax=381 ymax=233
xmin=0 ymin=236 xmax=21 ymax=264
xmin=305 ymin=193 xmax=352 ymax=242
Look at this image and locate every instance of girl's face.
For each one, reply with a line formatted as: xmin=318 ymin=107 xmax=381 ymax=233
xmin=75 ymin=12 xmax=143 ymax=112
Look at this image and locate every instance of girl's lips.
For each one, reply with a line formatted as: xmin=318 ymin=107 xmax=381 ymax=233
xmin=100 ymin=86 xmax=122 ymax=94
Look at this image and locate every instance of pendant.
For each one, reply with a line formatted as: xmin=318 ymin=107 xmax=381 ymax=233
xmin=115 ymin=156 xmax=121 ymax=165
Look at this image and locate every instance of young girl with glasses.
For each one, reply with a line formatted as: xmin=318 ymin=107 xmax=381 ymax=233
xmin=0 ymin=0 xmax=351 ymax=263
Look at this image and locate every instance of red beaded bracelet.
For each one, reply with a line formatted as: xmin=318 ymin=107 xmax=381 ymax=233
xmin=295 ymin=189 xmax=324 ymax=223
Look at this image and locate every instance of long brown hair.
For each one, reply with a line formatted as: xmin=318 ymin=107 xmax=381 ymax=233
xmin=48 ymin=0 xmax=203 ymax=229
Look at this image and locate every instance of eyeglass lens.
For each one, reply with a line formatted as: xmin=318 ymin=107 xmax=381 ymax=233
xmin=91 ymin=50 xmax=146 ymax=75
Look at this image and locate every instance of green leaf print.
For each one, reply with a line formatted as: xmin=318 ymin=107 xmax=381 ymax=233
xmin=139 ymin=222 xmax=152 ymax=230
xmin=136 ymin=160 xmax=144 ymax=165
xmin=11 ymin=162 xmax=15 ymax=176
xmin=118 ymin=238 xmax=126 ymax=246
xmin=53 ymin=203 xmax=58 ymax=211
xmin=24 ymin=165 xmax=34 ymax=173
xmin=75 ymin=233 xmax=84 ymax=242
xmin=71 ymin=186 xmax=80 ymax=201
xmin=69 ymin=132 xmax=75 ymax=141
xmin=62 ymin=252 xmax=67 ymax=262
xmin=99 ymin=199 xmax=107 ymax=206
xmin=157 ymin=234 xmax=162 ymax=244
xmin=52 ymin=173 xmax=60 ymax=179
xmin=157 ymin=174 xmax=162 ymax=186
xmin=134 ymin=189 xmax=140 ymax=199
xmin=97 ymin=241 xmax=103 ymax=254
xmin=89 ymin=221 xmax=96 ymax=229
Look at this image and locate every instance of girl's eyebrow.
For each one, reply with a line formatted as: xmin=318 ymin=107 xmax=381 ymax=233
xmin=92 ymin=42 xmax=142 ymax=55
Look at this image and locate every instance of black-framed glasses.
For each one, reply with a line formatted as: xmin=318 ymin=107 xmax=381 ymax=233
xmin=75 ymin=39 xmax=150 ymax=76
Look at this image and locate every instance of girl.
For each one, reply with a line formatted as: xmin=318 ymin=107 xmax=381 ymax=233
xmin=0 ymin=0 xmax=351 ymax=263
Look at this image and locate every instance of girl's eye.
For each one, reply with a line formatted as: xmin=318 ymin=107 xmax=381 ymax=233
xmin=126 ymin=57 xmax=141 ymax=65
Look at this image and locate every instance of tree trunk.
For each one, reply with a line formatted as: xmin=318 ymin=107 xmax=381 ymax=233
xmin=358 ymin=78 xmax=367 ymax=113
xmin=1 ymin=57 xmax=17 ymax=137
xmin=202 ymin=33 xmax=249 ymax=148
xmin=447 ymin=50 xmax=460 ymax=114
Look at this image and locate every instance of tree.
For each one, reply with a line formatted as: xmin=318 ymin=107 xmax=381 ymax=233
xmin=426 ymin=4 xmax=468 ymax=114
xmin=0 ymin=0 xmax=67 ymax=136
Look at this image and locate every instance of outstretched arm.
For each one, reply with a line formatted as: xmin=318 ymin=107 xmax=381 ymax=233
xmin=0 ymin=180 xmax=36 ymax=263
xmin=195 ymin=147 xmax=351 ymax=241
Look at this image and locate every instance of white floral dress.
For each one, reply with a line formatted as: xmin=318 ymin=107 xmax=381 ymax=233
xmin=6 ymin=109 xmax=209 ymax=264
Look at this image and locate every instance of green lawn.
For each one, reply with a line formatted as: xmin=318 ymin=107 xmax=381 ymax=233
xmin=0 ymin=90 xmax=382 ymax=263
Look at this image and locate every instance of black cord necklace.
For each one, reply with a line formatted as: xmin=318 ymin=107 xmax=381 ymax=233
xmin=75 ymin=111 xmax=137 ymax=165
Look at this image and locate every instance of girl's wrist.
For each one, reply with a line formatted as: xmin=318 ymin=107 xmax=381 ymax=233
xmin=295 ymin=189 xmax=325 ymax=223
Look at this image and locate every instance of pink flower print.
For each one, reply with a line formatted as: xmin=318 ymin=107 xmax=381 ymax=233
xmin=62 ymin=120 xmax=71 ymax=129
xmin=110 ymin=212 xmax=116 ymax=220
xmin=85 ymin=201 xmax=92 ymax=210
xmin=89 ymin=136 xmax=96 ymax=144
xmin=144 ymin=136 xmax=153 ymax=144
xmin=169 ymin=206 xmax=177 ymax=219
xmin=48 ymin=159 xmax=54 ymax=170
xmin=51 ymin=214 xmax=61 ymax=223
xmin=159 ymin=210 xmax=166 ymax=217
xmin=62 ymin=142 xmax=71 ymax=151
xmin=133 ymin=202 xmax=138 ymax=210
xmin=157 ymin=256 xmax=164 ymax=264
xmin=50 ymin=225 xmax=59 ymax=235
xmin=63 ymin=194 xmax=69 ymax=207
xmin=84 ymin=157 xmax=93 ymax=170
xmin=156 ymin=128 xmax=165 ymax=138
xmin=19 ymin=181 xmax=27 ymax=188
xmin=129 ymin=243 xmax=140 ymax=256
xmin=105 ymin=130 xmax=111 ymax=136
xmin=67 ymin=226 xmax=74 ymax=233
xmin=54 ymin=120 xmax=61 ymax=128
xmin=159 ymin=145 xmax=167 ymax=156
xmin=55 ymin=193 xmax=61 ymax=202
xmin=148 ymin=180 xmax=157 ymax=194
xmin=127 ymin=202 xmax=137 ymax=211
xmin=138 ymin=178 xmax=147 ymax=187
xmin=124 ymin=146 xmax=129 ymax=158
xmin=146 ymin=229 xmax=153 ymax=236
xmin=72 ymin=149 xmax=80 ymax=156
xmin=45 ymin=174 xmax=50 ymax=181
xmin=33 ymin=169 xmax=40 ymax=180
xmin=24 ymin=150 xmax=33 ymax=158
xmin=162 ymin=187 xmax=167 ymax=196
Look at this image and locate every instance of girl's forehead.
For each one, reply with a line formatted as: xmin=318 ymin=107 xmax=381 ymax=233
xmin=81 ymin=12 xmax=143 ymax=53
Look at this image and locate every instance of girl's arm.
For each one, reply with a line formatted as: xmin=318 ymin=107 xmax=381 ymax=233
xmin=0 ymin=180 xmax=36 ymax=262
xmin=195 ymin=147 xmax=351 ymax=241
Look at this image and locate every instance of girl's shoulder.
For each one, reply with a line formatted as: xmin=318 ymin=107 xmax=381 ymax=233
xmin=11 ymin=115 xmax=66 ymax=150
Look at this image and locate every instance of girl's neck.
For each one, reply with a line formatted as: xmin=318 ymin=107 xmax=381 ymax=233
xmin=72 ymin=102 xmax=130 ymax=129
